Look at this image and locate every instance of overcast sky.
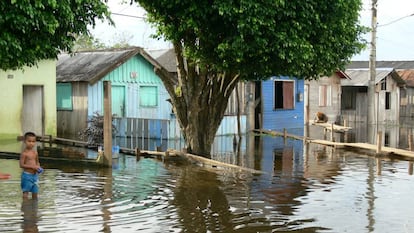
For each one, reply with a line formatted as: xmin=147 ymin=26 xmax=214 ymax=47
xmin=91 ymin=0 xmax=414 ymax=60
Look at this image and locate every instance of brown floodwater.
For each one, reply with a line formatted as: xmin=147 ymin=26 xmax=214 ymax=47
xmin=1 ymin=134 xmax=414 ymax=232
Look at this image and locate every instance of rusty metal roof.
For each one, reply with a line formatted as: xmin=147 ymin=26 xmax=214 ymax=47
xmin=57 ymin=47 xmax=163 ymax=84
xmin=398 ymin=70 xmax=414 ymax=87
xmin=342 ymin=68 xmax=405 ymax=86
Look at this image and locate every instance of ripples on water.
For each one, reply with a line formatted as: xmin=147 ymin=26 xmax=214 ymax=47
xmin=1 ymin=145 xmax=414 ymax=232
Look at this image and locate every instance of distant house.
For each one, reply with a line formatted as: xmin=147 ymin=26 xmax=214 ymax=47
xmin=341 ymin=68 xmax=405 ymax=124
xmin=347 ymin=60 xmax=414 ymax=121
xmin=0 ymin=60 xmax=57 ymax=152
xmin=257 ymin=76 xmax=305 ymax=134
xmin=305 ymin=71 xmax=349 ymax=124
xmin=56 ymin=47 xmax=172 ymax=141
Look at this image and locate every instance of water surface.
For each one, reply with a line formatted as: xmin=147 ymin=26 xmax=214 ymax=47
xmin=1 ymin=137 xmax=414 ymax=232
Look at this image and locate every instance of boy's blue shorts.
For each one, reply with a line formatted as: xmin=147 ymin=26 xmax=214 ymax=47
xmin=21 ymin=172 xmax=39 ymax=193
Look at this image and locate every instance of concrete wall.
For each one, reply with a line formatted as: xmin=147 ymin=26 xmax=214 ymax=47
xmin=0 ymin=60 xmax=57 ymax=138
xmin=0 ymin=60 xmax=56 ymax=153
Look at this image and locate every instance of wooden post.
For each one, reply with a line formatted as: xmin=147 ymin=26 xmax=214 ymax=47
xmin=376 ymin=131 xmax=383 ymax=154
xmin=331 ymin=123 xmax=334 ymax=142
xmin=283 ymin=128 xmax=287 ymax=145
xmin=343 ymin=120 xmax=348 ymax=143
xmin=408 ymin=133 xmax=413 ymax=151
xmin=135 ymin=147 xmax=141 ymax=161
xmin=409 ymin=162 xmax=413 ymax=175
xmin=165 ymin=150 xmax=170 ymax=161
xmin=103 ymin=81 xmax=112 ymax=167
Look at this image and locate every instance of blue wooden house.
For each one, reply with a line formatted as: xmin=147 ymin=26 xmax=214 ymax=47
xmin=258 ymin=76 xmax=305 ymax=134
xmin=56 ymin=47 xmax=172 ymax=141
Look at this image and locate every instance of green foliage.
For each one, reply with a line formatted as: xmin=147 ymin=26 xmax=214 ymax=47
xmin=0 ymin=0 xmax=112 ymax=70
xmin=136 ymin=0 xmax=366 ymax=79
xmin=78 ymin=112 xmax=117 ymax=147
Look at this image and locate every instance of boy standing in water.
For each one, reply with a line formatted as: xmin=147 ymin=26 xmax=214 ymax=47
xmin=19 ymin=132 xmax=42 ymax=199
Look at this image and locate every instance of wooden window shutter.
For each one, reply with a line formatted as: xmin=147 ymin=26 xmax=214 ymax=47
xmin=283 ymin=81 xmax=294 ymax=109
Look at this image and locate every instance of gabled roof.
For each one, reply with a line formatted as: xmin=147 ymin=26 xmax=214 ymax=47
xmin=347 ymin=61 xmax=414 ymax=70
xmin=335 ymin=70 xmax=350 ymax=79
xmin=398 ymin=70 xmax=414 ymax=87
xmin=342 ymin=68 xmax=405 ymax=86
xmin=57 ymin=47 xmax=163 ymax=84
xmin=153 ymin=48 xmax=177 ymax=73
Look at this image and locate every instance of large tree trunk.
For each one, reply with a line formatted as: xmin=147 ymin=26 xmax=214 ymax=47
xmin=154 ymin=44 xmax=239 ymax=158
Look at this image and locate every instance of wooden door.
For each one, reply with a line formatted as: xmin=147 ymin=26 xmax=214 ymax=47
xmin=111 ymin=86 xmax=125 ymax=117
xmin=22 ymin=86 xmax=44 ymax=135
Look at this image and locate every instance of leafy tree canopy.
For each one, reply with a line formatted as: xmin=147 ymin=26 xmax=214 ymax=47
xmin=133 ymin=0 xmax=367 ymax=157
xmin=0 ymin=0 xmax=112 ymax=70
xmin=137 ymin=0 xmax=366 ymax=79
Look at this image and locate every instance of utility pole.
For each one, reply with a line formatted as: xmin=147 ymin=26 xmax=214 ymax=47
xmin=368 ymin=0 xmax=377 ymax=126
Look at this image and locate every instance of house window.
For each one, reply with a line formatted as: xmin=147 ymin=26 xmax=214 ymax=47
xmin=274 ymin=80 xmax=294 ymax=110
xmin=139 ymin=86 xmax=158 ymax=107
xmin=385 ymin=92 xmax=391 ymax=109
xmin=56 ymin=83 xmax=72 ymax=110
xmin=319 ymin=85 xmax=332 ymax=107
xmin=341 ymin=88 xmax=356 ymax=110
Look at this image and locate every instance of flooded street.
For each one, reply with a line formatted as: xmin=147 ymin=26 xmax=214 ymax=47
xmin=1 ymin=133 xmax=414 ymax=232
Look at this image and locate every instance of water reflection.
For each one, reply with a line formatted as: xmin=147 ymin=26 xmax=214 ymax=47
xmin=170 ymin=167 xmax=234 ymax=232
xmin=1 ymin=133 xmax=414 ymax=232
xmin=21 ymin=199 xmax=38 ymax=233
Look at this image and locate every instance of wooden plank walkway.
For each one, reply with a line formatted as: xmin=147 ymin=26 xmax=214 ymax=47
xmin=254 ymin=129 xmax=414 ymax=160
xmin=308 ymin=139 xmax=414 ymax=159
xmin=310 ymin=121 xmax=352 ymax=132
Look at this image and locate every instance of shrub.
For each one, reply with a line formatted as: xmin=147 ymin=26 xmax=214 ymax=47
xmin=78 ymin=112 xmax=117 ymax=147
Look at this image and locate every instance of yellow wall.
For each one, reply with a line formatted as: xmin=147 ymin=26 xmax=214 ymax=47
xmin=0 ymin=60 xmax=57 ymax=145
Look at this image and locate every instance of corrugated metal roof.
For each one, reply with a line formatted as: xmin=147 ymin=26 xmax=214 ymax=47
xmin=347 ymin=61 xmax=414 ymax=70
xmin=342 ymin=68 xmax=405 ymax=86
xmin=154 ymin=49 xmax=177 ymax=73
xmin=57 ymin=47 xmax=164 ymax=84
xmin=147 ymin=49 xmax=170 ymax=59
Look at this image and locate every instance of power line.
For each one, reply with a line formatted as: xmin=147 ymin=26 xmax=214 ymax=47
xmin=111 ymin=12 xmax=147 ymax=19
xmin=378 ymin=13 xmax=414 ymax=27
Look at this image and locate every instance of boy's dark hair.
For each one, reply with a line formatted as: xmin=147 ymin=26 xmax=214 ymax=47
xmin=24 ymin=132 xmax=36 ymax=139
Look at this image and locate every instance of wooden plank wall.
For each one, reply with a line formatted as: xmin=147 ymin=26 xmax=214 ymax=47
xmin=57 ymin=82 xmax=88 ymax=139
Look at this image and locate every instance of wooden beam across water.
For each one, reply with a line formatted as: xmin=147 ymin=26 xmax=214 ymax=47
xmin=120 ymin=147 xmax=265 ymax=174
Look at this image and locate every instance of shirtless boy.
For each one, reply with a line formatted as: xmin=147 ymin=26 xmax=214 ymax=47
xmin=19 ymin=132 xmax=42 ymax=199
